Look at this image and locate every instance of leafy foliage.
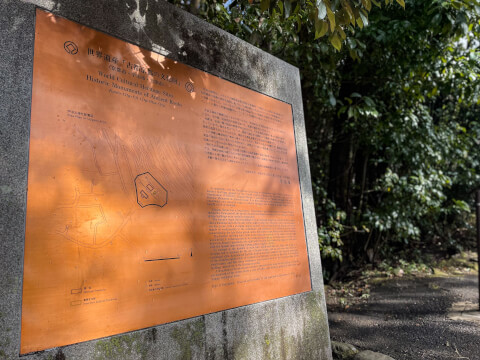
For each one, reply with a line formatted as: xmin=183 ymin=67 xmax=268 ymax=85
xmin=171 ymin=0 xmax=405 ymax=51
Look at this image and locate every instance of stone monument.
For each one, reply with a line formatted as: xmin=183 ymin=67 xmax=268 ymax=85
xmin=0 ymin=0 xmax=332 ymax=358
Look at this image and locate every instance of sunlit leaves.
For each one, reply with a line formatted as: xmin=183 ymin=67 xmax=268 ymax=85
xmin=172 ymin=0 xmax=404 ymax=51
xmin=315 ymin=19 xmax=329 ymax=39
xmin=326 ymin=3 xmax=336 ymax=31
xmin=250 ymin=0 xmax=402 ymax=50
xmin=312 ymin=0 xmax=385 ymax=50
xmin=317 ymin=0 xmax=327 ymax=19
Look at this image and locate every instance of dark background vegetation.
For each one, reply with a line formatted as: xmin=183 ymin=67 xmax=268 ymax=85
xmin=168 ymin=0 xmax=480 ymax=281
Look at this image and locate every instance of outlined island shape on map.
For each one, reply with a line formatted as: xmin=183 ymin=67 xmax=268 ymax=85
xmin=21 ymin=9 xmax=312 ymax=354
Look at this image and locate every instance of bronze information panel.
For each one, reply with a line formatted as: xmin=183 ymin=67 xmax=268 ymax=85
xmin=21 ymin=9 xmax=311 ymax=353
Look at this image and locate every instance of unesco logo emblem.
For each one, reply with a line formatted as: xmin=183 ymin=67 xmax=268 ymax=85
xmin=63 ymin=41 xmax=78 ymax=55
xmin=185 ymin=81 xmax=195 ymax=93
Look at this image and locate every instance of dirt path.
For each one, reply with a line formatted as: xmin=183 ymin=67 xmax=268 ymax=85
xmin=328 ymin=275 xmax=480 ymax=359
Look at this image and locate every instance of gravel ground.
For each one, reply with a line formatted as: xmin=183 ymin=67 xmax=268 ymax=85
xmin=328 ymin=275 xmax=480 ymax=360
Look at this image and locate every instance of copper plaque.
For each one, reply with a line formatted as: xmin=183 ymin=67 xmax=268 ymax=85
xmin=21 ymin=9 xmax=311 ymax=353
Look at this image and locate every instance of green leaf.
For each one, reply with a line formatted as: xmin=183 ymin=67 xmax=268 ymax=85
xmin=396 ymin=0 xmax=405 ymax=9
xmin=329 ymin=92 xmax=337 ymax=105
xmin=260 ymin=0 xmax=270 ymax=12
xmin=327 ymin=6 xmax=336 ymax=31
xmin=315 ymin=19 xmax=329 ymax=39
xmin=453 ymin=199 xmax=470 ymax=212
xmin=284 ymin=0 xmax=292 ymax=18
xmin=347 ymin=107 xmax=355 ymax=119
xmin=317 ymin=0 xmax=327 ymax=20
xmin=359 ymin=10 xmax=369 ymax=26
xmin=356 ymin=16 xmax=364 ymax=28
xmin=293 ymin=2 xmax=300 ymax=15
xmin=342 ymin=2 xmax=356 ymax=25
xmin=361 ymin=0 xmax=372 ymax=11
xmin=278 ymin=1 xmax=283 ymax=15
xmin=329 ymin=33 xmax=342 ymax=51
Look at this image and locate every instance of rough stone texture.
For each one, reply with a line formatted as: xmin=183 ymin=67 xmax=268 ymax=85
xmin=331 ymin=341 xmax=359 ymax=360
xmin=353 ymin=351 xmax=395 ymax=360
xmin=0 ymin=1 xmax=36 ymax=359
xmin=1 ymin=0 xmax=331 ymax=358
xmin=205 ymin=292 xmax=331 ymax=360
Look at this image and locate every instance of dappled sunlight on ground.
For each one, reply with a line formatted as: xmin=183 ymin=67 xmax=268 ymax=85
xmin=328 ymin=274 xmax=480 ymax=359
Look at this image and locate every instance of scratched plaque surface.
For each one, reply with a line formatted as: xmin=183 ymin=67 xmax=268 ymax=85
xmin=21 ymin=9 xmax=311 ymax=353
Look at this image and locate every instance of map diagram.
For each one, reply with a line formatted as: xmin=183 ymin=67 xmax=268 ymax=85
xmin=49 ymin=124 xmax=173 ymax=249
xmin=135 ymin=172 xmax=168 ymax=208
